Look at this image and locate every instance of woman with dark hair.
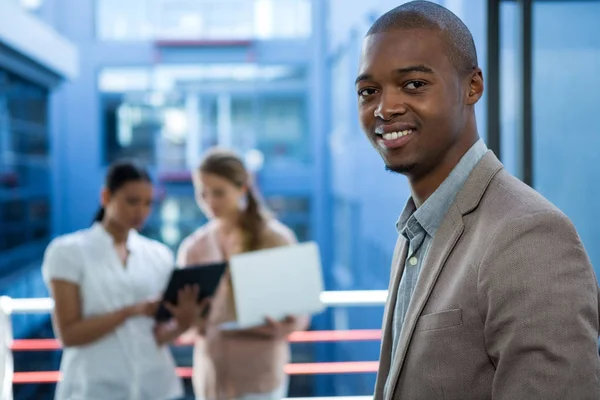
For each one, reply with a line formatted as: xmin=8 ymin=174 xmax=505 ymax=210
xmin=42 ymin=159 xmax=202 ymax=400
xmin=177 ymin=148 xmax=309 ymax=400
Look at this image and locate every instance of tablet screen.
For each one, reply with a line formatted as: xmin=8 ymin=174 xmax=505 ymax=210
xmin=155 ymin=262 xmax=227 ymax=321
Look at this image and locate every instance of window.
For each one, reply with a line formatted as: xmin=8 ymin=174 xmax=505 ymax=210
xmin=231 ymin=97 xmax=256 ymax=150
xmin=499 ymin=0 xmax=523 ymax=179
xmin=330 ymin=49 xmax=353 ymax=139
xmin=142 ymin=192 xmax=207 ymax=251
xmin=530 ymin=1 xmax=600 ymax=277
xmin=264 ymin=196 xmax=310 ymax=242
xmin=197 ymin=94 xmax=309 ymax=166
xmin=2 ymin=201 xmax=25 ymax=227
xmin=102 ymin=94 xmax=164 ymax=165
xmin=96 ymin=0 xmax=312 ymax=41
xmin=259 ymin=96 xmax=309 ymax=165
xmin=0 ymin=68 xmax=51 ymax=274
xmin=496 ymin=0 xmax=600 ymax=281
xmin=99 ymin=65 xmax=308 ymax=167
xmin=7 ymin=0 xmax=46 ymax=13
xmin=332 ymin=197 xmax=360 ymax=289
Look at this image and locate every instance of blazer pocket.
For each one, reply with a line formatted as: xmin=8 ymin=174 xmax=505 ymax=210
xmin=414 ymin=308 xmax=462 ymax=332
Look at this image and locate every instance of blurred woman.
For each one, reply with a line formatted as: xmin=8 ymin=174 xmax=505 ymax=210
xmin=42 ymin=160 xmax=201 ymax=400
xmin=177 ymin=148 xmax=309 ymax=400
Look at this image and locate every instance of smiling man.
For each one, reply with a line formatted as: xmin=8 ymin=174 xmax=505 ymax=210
xmin=356 ymin=1 xmax=600 ymax=399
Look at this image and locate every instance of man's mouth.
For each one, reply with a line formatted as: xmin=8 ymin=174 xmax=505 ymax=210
xmin=376 ymin=129 xmax=414 ymax=141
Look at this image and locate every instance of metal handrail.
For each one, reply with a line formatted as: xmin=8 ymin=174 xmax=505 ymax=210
xmin=1 ymin=290 xmax=388 ymax=397
xmin=289 ymin=398 xmax=371 ymax=400
xmin=0 ymin=290 xmax=388 ymax=315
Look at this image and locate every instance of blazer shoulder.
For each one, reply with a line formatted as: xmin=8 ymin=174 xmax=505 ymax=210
xmin=472 ymin=171 xmax=585 ymax=265
xmin=484 ymin=170 xmax=569 ymax=222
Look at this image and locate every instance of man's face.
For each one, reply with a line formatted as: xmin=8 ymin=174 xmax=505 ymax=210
xmin=357 ymin=28 xmax=476 ymax=177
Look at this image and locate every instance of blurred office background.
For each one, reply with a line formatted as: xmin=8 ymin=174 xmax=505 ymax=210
xmin=0 ymin=0 xmax=599 ymax=398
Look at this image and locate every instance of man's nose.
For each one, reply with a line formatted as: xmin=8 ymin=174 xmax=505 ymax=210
xmin=374 ymin=90 xmax=407 ymax=120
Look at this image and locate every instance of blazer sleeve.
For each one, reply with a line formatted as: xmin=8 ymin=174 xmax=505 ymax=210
xmin=478 ymin=210 xmax=600 ymax=399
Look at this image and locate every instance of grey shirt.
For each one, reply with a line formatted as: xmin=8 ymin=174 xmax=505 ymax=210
xmin=389 ymin=139 xmax=488 ymax=358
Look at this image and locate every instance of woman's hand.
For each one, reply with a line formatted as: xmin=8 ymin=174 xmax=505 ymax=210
xmin=125 ymin=299 xmax=161 ymax=318
xmin=235 ymin=315 xmax=299 ymax=339
xmin=164 ymin=284 xmax=207 ymax=331
xmin=153 ymin=285 xmax=210 ymax=345
xmin=263 ymin=315 xmax=299 ymax=338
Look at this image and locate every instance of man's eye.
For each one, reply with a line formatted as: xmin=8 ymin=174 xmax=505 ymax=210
xmin=405 ymin=81 xmax=427 ymax=90
xmin=358 ymin=88 xmax=377 ymax=98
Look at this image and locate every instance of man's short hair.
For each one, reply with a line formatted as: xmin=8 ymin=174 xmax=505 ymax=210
xmin=366 ymin=1 xmax=478 ymax=76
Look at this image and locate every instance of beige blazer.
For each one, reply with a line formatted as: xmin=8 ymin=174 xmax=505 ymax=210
xmin=375 ymin=152 xmax=600 ymax=400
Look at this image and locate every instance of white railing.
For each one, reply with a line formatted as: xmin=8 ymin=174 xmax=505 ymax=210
xmin=290 ymin=398 xmax=372 ymax=400
xmin=0 ymin=290 xmax=388 ymax=315
xmin=0 ymin=290 xmax=388 ymax=399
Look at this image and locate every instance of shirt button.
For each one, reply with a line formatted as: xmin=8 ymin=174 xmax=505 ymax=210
xmin=409 ymin=257 xmax=418 ymax=266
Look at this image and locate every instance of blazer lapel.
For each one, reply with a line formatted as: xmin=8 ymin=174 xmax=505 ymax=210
xmin=386 ymin=203 xmax=465 ymax=398
xmin=374 ymin=235 xmax=408 ymax=399
xmin=384 ymin=151 xmax=504 ymax=398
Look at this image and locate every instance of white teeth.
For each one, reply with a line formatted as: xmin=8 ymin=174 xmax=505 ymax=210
xmin=381 ymin=130 xmax=413 ymax=141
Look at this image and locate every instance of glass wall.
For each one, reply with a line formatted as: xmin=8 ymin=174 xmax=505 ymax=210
xmin=102 ymin=94 xmax=165 ymax=165
xmin=531 ymin=0 xmax=600 ymax=276
xmin=499 ymin=0 xmax=523 ymax=179
xmin=98 ymin=64 xmax=309 ymax=168
xmin=257 ymin=95 xmax=309 ymax=166
xmin=96 ymin=0 xmax=312 ymax=41
xmin=142 ymin=189 xmax=207 ymax=249
xmin=143 ymin=189 xmax=312 ymax=252
xmin=264 ymin=195 xmax=311 ymax=242
xmin=97 ymin=64 xmax=312 ymax=250
xmin=0 ymin=68 xmax=51 ymax=278
xmin=498 ymin=0 xmax=600 ymax=278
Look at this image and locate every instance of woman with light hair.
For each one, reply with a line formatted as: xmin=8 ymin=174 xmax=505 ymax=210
xmin=178 ymin=148 xmax=309 ymax=400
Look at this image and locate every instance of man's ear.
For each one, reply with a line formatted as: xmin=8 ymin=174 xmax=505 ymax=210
xmin=466 ymin=68 xmax=484 ymax=105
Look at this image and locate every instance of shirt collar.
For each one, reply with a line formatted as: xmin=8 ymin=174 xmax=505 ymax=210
xmin=396 ymin=139 xmax=488 ymax=236
xmin=90 ymin=222 xmax=138 ymax=252
xmin=397 ymin=196 xmax=417 ymax=235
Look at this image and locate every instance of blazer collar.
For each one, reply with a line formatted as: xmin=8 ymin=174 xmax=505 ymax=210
xmin=455 ymin=151 xmax=504 ymax=215
xmin=383 ymin=150 xmax=504 ymax=399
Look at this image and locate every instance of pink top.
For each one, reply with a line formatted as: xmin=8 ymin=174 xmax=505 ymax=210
xmin=177 ymin=219 xmax=309 ymax=399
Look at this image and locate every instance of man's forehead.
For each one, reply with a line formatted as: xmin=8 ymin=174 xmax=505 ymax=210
xmin=359 ymin=29 xmax=447 ymax=71
xmin=362 ymin=28 xmax=443 ymax=56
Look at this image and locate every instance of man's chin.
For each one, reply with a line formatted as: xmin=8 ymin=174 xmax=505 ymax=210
xmin=384 ymin=162 xmax=416 ymax=175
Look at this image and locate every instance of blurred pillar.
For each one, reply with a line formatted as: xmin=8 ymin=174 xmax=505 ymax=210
xmin=487 ymin=0 xmax=501 ymax=158
xmin=185 ymin=93 xmax=202 ymax=170
xmin=517 ymin=0 xmax=533 ymax=186
xmin=217 ymin=93 xmax=232 ymax=148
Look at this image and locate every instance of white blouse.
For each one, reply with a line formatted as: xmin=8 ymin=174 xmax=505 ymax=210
xmin=42 ymin=223 xmax=183 ymax=400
